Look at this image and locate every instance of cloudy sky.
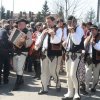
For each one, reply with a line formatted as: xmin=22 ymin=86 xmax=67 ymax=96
xmin=0 ymin=0 xmax=98 ymax=20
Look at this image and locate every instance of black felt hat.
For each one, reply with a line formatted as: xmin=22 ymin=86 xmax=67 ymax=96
xmin=90 ymin=25 xmax=98 ymax=30
xmin=68 ymin=15 xmax=76 ymax=21
xmin=16 ymin=18 xmax=29 ymax=24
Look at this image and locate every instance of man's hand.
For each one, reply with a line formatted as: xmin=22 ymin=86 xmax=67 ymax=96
xmin=91 ymin=37 xmax=96 ymax=45
xmin=42 ymin=29 xmax=48 ymax=35
xmin=48 ymin=28 xmax=55 ymax=35
xmin=62 ymin=41 xmax=67 ymax=48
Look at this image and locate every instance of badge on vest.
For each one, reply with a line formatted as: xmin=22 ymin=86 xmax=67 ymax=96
xmin=71 ymin=53 xmax=77 ymax=61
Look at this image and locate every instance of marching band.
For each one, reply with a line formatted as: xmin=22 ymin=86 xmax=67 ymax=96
xmin=0 ymin=15 xmax=100 ymax=100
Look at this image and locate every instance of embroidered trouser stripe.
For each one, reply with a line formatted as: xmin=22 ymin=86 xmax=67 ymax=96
xmin=41 ymin=55 xmax=61 ymax=91
xmin=65 ymin=53 xmax=81 ymax=98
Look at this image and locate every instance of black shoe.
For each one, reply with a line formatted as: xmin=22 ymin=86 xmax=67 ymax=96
xmin=3 ymin=79 xmax=9 ymax=84
xmin=80 ymin=83 xmax=86 ymax=91
xmin=0 ymin=79 xmax=1 ymax=85
xmin=28 ymin=70 xmax=33 ymax=72
xmin=56 ymin=86 xmax=61 ymax=92
xmin=38 ymin=90 xmax=48 ymax=95
xmin=33 ymin=76 xmax=37 ymax=79
xmin=12 ymin=75 xmax=24 ymax=91
xmin=13 ymin=83 xmax=20 ymax=91
xmin=62 ymin=97 xmax=73 ymax=100
xmin=0 ymin=81 xmax=1 ymax=85
xmin=82 ymin=90 xmax=89 ymax=95
xmin=73 ymin=98 xmax=80 ymax=100
xmin=91 ymin=88 xmax=96 ymax=93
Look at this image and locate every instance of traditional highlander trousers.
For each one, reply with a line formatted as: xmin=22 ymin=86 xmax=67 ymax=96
xmin=11 ymin=19 xmax=33 ymax=91
xmin=84 ymin=25 xmax=100 ymax=94
xmin=62 ymin=16 xmax=84 ymax=100
xmin=35 ymin=16 xmax=67 ymax=95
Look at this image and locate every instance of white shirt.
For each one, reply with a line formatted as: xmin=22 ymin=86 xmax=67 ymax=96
xmin=62 ymin=27 xmax=68 ymax=41
xmin=94 ymin=40 xmax=100 ymax=51
xmin=50 ymin=28 xmax=63 ymax=44
xmin=87 ymin=40 xmax=100 ymax=58
xmin=35 ymin=28 xmax=66 ymax=51
xmin=64 ymin=26 xmax=84 ymax=51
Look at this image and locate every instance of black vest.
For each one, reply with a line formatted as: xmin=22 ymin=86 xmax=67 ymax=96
xmin=47 ymin=35 xmax=62 ymax=57
xmin=69 ymin=35 xmax=84 ymax=53
xmin=67 ymin=26 xmax=84 ymax=53
xmin=92 ymin=34 xmax=100 ymax=64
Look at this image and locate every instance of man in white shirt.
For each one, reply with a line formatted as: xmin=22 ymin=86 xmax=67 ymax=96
xmin=84 ymin=25 xmax=100 ymax=94
xmin=62 ymin=16 xmax=84 ymax=100
xmin=12 ymin=19 xmax=33 ymax=91
xmin=35 ymin=16 xmax=67 ymax=95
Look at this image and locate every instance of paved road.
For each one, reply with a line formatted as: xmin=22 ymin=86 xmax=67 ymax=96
xmin=0 ymin=71 xmax=100 ymax=100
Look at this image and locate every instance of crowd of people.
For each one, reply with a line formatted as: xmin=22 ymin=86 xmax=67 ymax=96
xmin=0 ymin=15 xmax=100 ymax=100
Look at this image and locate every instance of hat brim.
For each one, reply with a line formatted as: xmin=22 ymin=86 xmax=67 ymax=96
xmin=90 ymin=27 xmax=98 ymax=30
xmin=16 ymin=19 xmax=29 ymax=24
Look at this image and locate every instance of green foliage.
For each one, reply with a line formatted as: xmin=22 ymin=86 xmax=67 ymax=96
xmin=18 ymin=11 xmax=23 ymax=19
xmin=11 ymin=11 xmax=13 ymax=18
xmin=0 ymin=6 xmax=6 ymax=19
xmin=58 ymin=6 xmax=64 ymax=20
xmin=35 ymin=12 xmax=44 ymax=22
xmin=42 ymin=1 xmax=50 ymax=21
xmin=6 ymin=10 xmax=11 ymax=19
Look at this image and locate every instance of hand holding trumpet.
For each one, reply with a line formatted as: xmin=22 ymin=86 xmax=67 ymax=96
xmin=68 ymin=26 xmax=75 ymax=33
xmin=91 ymin=36 xmax=96 ymax=45
xmin=42 ymin=28 xmax=55 ymax=38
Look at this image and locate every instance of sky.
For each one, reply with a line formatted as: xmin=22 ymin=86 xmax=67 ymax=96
xmin=0 ymin=0 xmax=98 ymax=20
xmin=1 ymin=0 xmax=46 ymax=13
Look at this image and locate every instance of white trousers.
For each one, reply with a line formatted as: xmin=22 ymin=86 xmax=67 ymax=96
xmin=85 ymin=63 xmax=100 ymax=92
xmin=65 ymin=53 xmax=81 ymax=98
xmin=13 ymin=52 xmax=28 ymax=75
xmin=41 ymin=54 xmax=61 ymax=91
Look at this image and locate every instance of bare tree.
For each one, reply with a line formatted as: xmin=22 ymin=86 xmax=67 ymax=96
xmin=50 ymin=0 xmax=88 ymax=21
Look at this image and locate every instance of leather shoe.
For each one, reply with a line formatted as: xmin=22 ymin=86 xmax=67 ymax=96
xmin=62 ymin=97 xmax=73 ymax=100
xmin=38 ymin=90 xmax=48 ymax=95
xmin=56 ymin=86 xmax=61 ymax=92
xmin=91 ymin=88 xmax=96 ymax=93
xmin=3 ymin=79 xmax=9 ymax=84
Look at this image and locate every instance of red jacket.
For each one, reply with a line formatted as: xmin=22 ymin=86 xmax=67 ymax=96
xmin=29 ymin=31 xmax=41 ymax=55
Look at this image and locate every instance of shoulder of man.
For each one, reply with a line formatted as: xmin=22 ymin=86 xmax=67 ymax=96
xmin=76 ymin=25 xmax=83 ymax=31
xmin=84 ymin=34 xmax=92 ymax=45
xmin=0 ymin=28 xmax=7 ymax=36
xmin=56 ymin=27 xmax=62 ymax=32
xmin=96 ymin=33 xmax=100 ymax=41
